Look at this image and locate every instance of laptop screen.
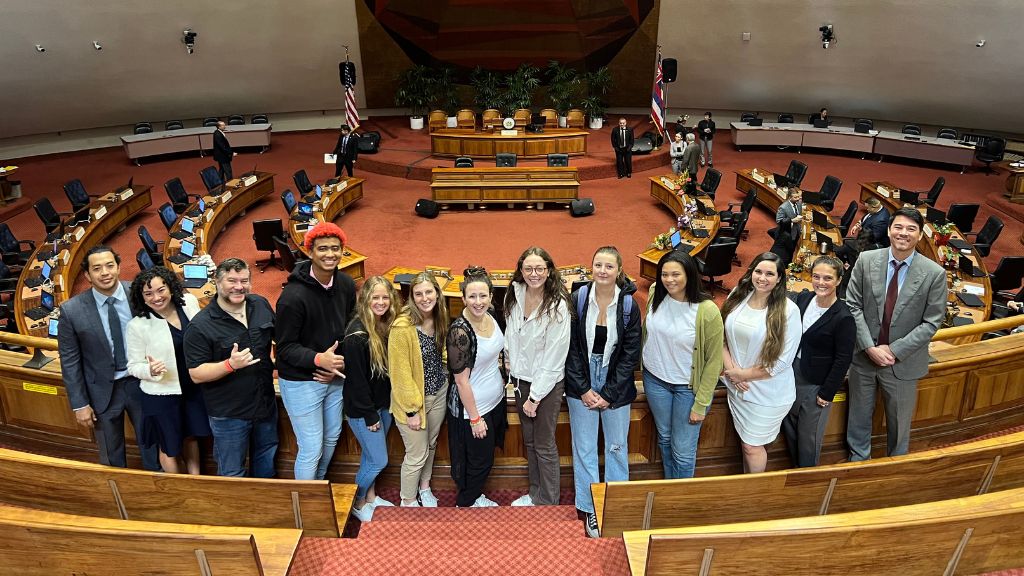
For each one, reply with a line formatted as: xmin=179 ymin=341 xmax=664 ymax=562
xmin=183 ymin=263 xmax=207 ymax=281
xmin=815 ymin=231 xmax=834 ymax=251
xmin=670 ymin=230 xmax=682 ymax=248
xmin=315 ymin=184 xmax=323 ymax=199
xmin=180 ymin=240 xmax=196 ymax=257
xmin=48 ymin=318 xmax=59 ymax=337
xmin=41 ymin=261 xmax=52 ymax=280
xmin=181 ymin=218 xmax=195 ymax=234
xmin=298 ymin=202 xmax=314 ymax=215
xmin=198 ymin=198 xmax=205 ymax=212
xmin=812 ymin=210 xmax=829 ymax=228
xmin=41 ymin=291 xmax=55 ymax=311
xmin=926 ymin=207 xmax=946 ymax=224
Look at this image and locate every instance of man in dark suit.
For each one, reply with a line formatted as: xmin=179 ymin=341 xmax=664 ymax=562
xmin=835 ymin=197 xmax=891 ymax=265
xmin=846 ymin=208 xmax=946 ymax=460
xmin=695 ymin=111 xmax=716 ymax=167
xmin=610 ymin=118 xmax=634 ymax=179
xmin=332 ymin=125 xmax=359 ymax=178
xmin=213 ymin=121 xmax=235 ymax=183
xmin=57 ymin=246 xmax=159 ymax=470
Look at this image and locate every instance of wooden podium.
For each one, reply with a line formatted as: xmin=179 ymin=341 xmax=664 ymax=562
xmin=996 ymin=161 xmax=1024 ymax=204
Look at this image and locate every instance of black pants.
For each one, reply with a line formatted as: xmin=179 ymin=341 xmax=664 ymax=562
xmin=448 ymin=405 xmax=502 ymax=507
xmin=95 ymin=377 xmax=161 ymax=471
xmin=614 ymin=149 xmax=632 ymax=177
xmin=334 ymin=158 xmax=354 ymax=178
xmin=218 ymin=161 xmax=233 ymax=183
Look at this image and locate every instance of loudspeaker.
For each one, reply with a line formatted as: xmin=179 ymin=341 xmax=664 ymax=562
xmin=662 ymin=58 xmax=677 ymax=83
xmin=642 ymin=130 xmax=664 ymax=148
xmin=570 ymin=198 xmax=595 ymax=217
xmin=339 ymin=61 xmax=357 ymax=87
xmin=357 ymin=131 xmax=381 ymax=153
xmin=415 ymin=199 xmax=439 ymax=218
xmin=631 ymin=137 xmax=654 ymax=155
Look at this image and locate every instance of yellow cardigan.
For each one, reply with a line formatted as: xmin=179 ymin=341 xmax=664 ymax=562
xmin=388 ymin=314 xmax=447 ymax=424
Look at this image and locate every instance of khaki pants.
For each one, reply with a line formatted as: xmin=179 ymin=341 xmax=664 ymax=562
xmin=515 ymin=379 xmax=564 ymax=505
xmin=395 ymin=387 xmax=448 ymax=501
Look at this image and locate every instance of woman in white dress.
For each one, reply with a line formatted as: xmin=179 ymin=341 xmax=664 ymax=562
xmin=720 ymin=252 xmax=801 ymax=473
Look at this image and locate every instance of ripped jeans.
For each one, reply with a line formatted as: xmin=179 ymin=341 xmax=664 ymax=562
xmin=567 ymin=353 xmax=631 ymax=513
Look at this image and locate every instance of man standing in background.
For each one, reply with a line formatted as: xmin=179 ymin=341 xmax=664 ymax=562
xmin=696 ymin=112 xmax=716 ymax=167
xmin=333 ymin=125 xmax=359 ymax=178
xmin=611 ymin=118 xmax=634 ymax=179
xmin=213 ymin=121 xmax=236 ymax=182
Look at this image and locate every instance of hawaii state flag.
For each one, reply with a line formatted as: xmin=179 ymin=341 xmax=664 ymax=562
xmin=650 ymin=51 xmax=665 ymax=138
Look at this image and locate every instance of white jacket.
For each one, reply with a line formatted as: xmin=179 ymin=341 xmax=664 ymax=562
xmin=126 ymin=293 xmax=202 ymax=395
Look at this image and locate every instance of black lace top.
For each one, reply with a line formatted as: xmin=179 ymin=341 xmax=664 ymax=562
xmin=418 ymin=327 xmax=446 ymax=396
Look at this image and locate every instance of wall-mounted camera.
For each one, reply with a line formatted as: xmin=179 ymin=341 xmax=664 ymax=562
xmin=93 ymin=41 xmax=103 ymax=51
xmin=35 ymin=44 xmax=46 ymax=53
xmin=819 ymin=24 xmax=835 ymax=49
xmin=182 ymin=29 xmax=198 ymax=54
xmin=976 ymin=40 xmax=986 ymax=48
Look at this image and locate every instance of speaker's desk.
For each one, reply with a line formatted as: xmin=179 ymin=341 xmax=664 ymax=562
xmin=430 ymin=129 xmax=588 ymax=159
xmin=637 ymin=177 xmax=720 ymax=281
xmin=288 ymin=178 xmax=367 ymax=281
xmin=16 ymin=186 xmax=152 ymax=337
xmin=430 ymin=166 xmax=580 ymax=209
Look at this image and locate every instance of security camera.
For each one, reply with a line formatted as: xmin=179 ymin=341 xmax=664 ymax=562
xmin=34 ymin=44 xmax=45 ymax=53
xmin=819 ymin=23 xmax=835 ymax=48
xmin=182 ymin=28 xmax=198 ymax=54
xmin=93 ymin=41 xmax=102 ymax=51
xmin=823 ymin=40 xmax=830 ymax=49
xmin=976 ymin=40 xmax=986 ymax=47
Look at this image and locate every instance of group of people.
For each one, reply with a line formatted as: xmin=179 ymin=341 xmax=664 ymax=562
xmin=57 ymin=207 xmax=945 ymax=537
xmin=670 ymin=112 xmax=716 ymax=176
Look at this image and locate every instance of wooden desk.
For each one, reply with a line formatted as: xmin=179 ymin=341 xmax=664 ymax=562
xmin=430 ymin=128 xmax=588 ymax=159
xmin=120 ymin=124 xmax=272 ymax=164
xmin=0 ymin=165 xmax=18 ymax=205
xmin=430 ymin=166 xmax=579 ymax=209
xmin=637 ymin=176 xmax=720 ymax=281
xmin=16 ymin=186 xmax=153 ymax=337
xmin=995 ymin=160 xmax=1024 ymax=203
xmin=287 ymin=178 xmax=367 ymax=281
xmin=730 ymin=122 xmax=874 ymax=154
xmin=873 ymin=131 xmax=976 ymax=172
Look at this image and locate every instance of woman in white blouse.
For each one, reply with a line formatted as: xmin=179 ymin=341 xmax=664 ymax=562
xmin=720 ymin=252 xmax=801 ymax=473
xmin=126 ymin=267 xmax=209 ymax=474
xmin=504 ymin=246 xmax=571 ymax=507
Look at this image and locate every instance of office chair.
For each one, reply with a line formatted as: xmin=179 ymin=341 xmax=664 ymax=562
xmin=137 ymin=225 xmax=164 ymax=266
xmin=837 ymin=201 xmax=859 ymax=237
xmin=777 ymin=113 xmax=795 ymax=123
xmin=202 ymin=117 xmax=220 ymax=127
xmin=901 ymin=124 xmax=922 ymax=136
xmin=854 ymin=118 xmax=874 ymax=132
xmin=252 ymin=219 xmax=285 ymax=272
xmin=965 ymin=216 xmax=1003 ymax=257
xmin=33 ymin=198 xmax=72 ymax=234
xmin=496 ymin=153 xmax=517 ymax=167
xmin=428 ymin=110 xmax=447 ymax=133
xmin=937 ymin=128 xmax=958 ymax=140
xmin=565 ymin=109 xmax=585 ymax=128
xmin=228 ymin=115 xmax=245 ymax=126
xmin=989 ymin=256 xmax=1024 ymax=297
xmin=739 ymin=112 xmax=757 ymax=123
xmin=272 ymin=236 xmax=306 ymax=284
xmin=0 ymin=223 xmax=35 ymax=266
xmin=805 ymin=175 xmax=842 ymax=212
xmin=280 ymin=189 xmax=297 ymax=215
xmin=547 ymin=154 xmax=569 ymax=167
xmin=63 ymin=179 xmax=99 ymax=214
xmin=164 ymin=177 xmax=201 ymax=215
xmin=133 ymin=122 xmax=153 ymax=135
xmin=513 ymin=109 xmax=531 ymax=128
xmin=785 ymin=160 xmax=808 ymax=188
xmin=293 ymin=170 xmax=314 ymax=196
xmin=699 ymin=168 xmax=722 ymax=200
xmin=251 ymin=114 xmax=269 ymax=124
xmin=720 ymin=189 xmax=756 ymax=227
xmin=454 ymin=157 xmax=474 ymax=168
xmin=157 ymin=202 xmax=178 ymax=232
xmin=714 ymin=212 xmax=748 ymax=258
xmin=946 ymin=203 xmax=980 ymax=233
xmin=165 ymin=120 xmax=184 ymax=131
xmin=199 ymin=166 xmax=223 ymax=194
xmin=136 ymin=248 xmax=156 ymax=272
xmin=976 ymin=137 xmax=1006 ymax=174
xmin=697 ymin=240 xmax=738 ymax=292
xmin=540 ymin=109 xmax=558 ymax=127
xmin=918 ymin=177 xmax=945 ymax=206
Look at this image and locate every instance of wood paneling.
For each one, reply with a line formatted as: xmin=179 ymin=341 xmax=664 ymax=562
xmin=430 ymin=130 xmax=588 ymax=159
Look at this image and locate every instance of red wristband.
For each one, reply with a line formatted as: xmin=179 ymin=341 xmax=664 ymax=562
xmin=224 ymin=359 xmax=235 ymax=373
xmin=314 ymin=353 xmax=321 ymax=368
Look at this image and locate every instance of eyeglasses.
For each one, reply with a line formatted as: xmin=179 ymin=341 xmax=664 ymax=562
xmin=522 ymin=266 xmax=548 ymax=276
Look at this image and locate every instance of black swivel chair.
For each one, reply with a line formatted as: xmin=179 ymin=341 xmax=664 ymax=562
xmin=699 ymin=168 xmax=722 ymax=200
xmin=777 ymin=113 xmax=795 ymax=123
xmin=272 ymin=236 xmax=306 ymax=284
xmin=251 ymin=114 xmax=269 ymax=125
xmin=281 ymin=189 xmax=297 ymax=215
xmin=63 ymin=179 xmax=99 ymax=214
xmin=547 ymin=154 xmax=569 ymax=167
xmin=808 ymin=175 xmax=842 ymax=212
xmin=937 ymin=128 xmax=958 ymax=140
xmin=854 ymin=118 xmax=874 ymax=132
xmin=33 ymin=198 xmax=72 ymax=234
xmin=454 ymin=156 xmax=474 ymax=168
xmin=946 ymin=203 xmax=980 ymax=233
xmin=496 ymin=153 xmax=517 ymax=167
xmin=964 ymin=216 xmax=1003 ymax=257
xmin=785 ymin=160 xmax=808 ymax=188
xmin=133 ymin=122 xmax=153 ymax=135
xmin=136 ymin=248 xmax=156 ymax=272
xmin=164 ymin=177 xmax=202 ymax=215
xmin=252 ymin=219 xmax=286 ymax=272
xmin=739 ymin=112 xmax=757 ymax=123
xmin=137 ymin=225 xmax=164 ymax=266
xmin=199 ymin=166 xmax=223 ymax=194
xmin=837 ymin=201 xmax=859 ymax=237
xmin=918 ymin=177 xmax=945 ymax=207
xmin=714 ymin=212 xmax=748 ymax=261
xmin=157 ymin=202 xmax=178 ymax=232
xmin=976 ymin=137 xmax=1006 ymax=174
xmin=697 ymin=240 xmax=738 ymax=293
xmin=165 ymin=120 xmax=184 ymax=131
xmin=293 ymin=170 xmax=315 ymax=196
xmin=901 ymin=124 xmax=922 ymax=136
xmin=202 ymin=117 xmax=220 ymax=127
xmin=0 ymin=223 xmax=35 ymax=266
xmin=228 ymin=115 xmax=245 ymax=126
xmin=989 ymin=257 xmax=1024 ymax=299
xmin=719 ymin=189 xmax=756 ymax=225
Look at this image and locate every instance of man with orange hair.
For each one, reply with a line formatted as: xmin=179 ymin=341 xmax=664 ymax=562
xmin=274 ymin=222 xmax=357 ymax=480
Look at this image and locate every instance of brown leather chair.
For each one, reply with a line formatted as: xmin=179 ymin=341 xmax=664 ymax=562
xmin=481 ymin=109 xmax=501 ymax=129
xmin=456 ymin=109 xmax=476 ymax=130
xmin=428 ymin=110 xmax=447 ymax=132
xmin=566 ymin=109 xmax=585 ymax=129
xmin=513 ymin=109 xmax=531 ymax=128
xmin=540 ymin=109 xmax=558 ymax=127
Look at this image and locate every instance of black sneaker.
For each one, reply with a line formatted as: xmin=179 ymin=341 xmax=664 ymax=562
xmin=584 ymin=512 xmax=599 ymax=538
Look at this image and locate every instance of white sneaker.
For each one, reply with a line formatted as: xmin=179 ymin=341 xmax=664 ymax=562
xmin=511 ymin=494 xmax=534 ymax=507
xmin=371 ymin=496 xmax=395 ymax=508
xmin=351 ymin=503 xmax=374 ymax=522
xmin=418 ymin=488 xmax=439 ymax=508
xmin=471 ymin=494 xmax=499 ymax=507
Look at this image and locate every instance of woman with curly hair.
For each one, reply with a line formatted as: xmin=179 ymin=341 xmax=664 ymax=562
xmin=126 ymin=266 xmax=209 ymax=474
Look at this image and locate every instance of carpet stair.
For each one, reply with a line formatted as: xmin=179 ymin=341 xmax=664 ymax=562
xmin=370 ymin=503 xmax=580 ymax=523
xmin=356 ymin=519 xmax=584 ymax=540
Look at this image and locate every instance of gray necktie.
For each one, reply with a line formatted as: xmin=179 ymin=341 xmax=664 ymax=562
xmin=107 ymin=297 xmax=127 ymax=371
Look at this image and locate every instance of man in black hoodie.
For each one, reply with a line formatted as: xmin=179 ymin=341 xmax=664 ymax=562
xmin=275 ymin=222 xmax=356 ymax=480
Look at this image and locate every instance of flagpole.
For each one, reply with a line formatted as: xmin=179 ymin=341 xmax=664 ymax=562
xmin=343 ymin=45 xmax=361 ymax=131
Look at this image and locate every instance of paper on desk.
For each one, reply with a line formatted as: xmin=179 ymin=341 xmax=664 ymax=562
xmin=324 ymin=154 xmax=337 ymax=164
xmin=962 ymin=283 xmax=985 ymax=296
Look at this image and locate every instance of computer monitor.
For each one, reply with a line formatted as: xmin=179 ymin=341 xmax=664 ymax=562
xmin=926 ymin=206 xmax=947 ymax=225
xmin=773 ymin=173 xmax=793 ymax=189
xmin=898 ymin=189 xmax=920 ymax=205
xmin=813 ymin=119 xmax=829 ymax=129
xmin=180 ymin=239 xmax=196 ymax=258
xmin=815 ymin=231 xmax=835 ymax=253
xmin=812 ymin=210 xmax=834 ymax=229
xmin=315 ymin=184 xmax=323 ymax=200
xmin=48 ymin=318 xmax=59 ymax=337
xmin=180 ymin=217 xmax=195 ymax=235
xmin=298 ymin=202 xmax=314 ymax=216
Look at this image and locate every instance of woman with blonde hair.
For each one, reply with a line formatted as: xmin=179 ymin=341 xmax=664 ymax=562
xmin=344 ymin=276 xmax=401 ymax=521
xmin=389 ymin=272 xmax=450 ymax=507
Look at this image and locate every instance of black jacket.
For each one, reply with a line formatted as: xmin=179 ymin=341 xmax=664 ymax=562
xmin=564 ymin=281 xmax=641 ymax=408
xmin=792 ymin=291 xmax=856 ymax=402
xmin=274 ymin=260 xmax=357 ymax=381
xmin=696 ymin=119 xmax=716 ymax=141
xmin=342 ymin=316 xmax=391 ymax=425
xmin=212 ymin=129 xmax=233 ymax=164
xmin=610 ymin=126 xmax=634 ymax=151
xmin=332 ymin=132 xmax=360 ymax=161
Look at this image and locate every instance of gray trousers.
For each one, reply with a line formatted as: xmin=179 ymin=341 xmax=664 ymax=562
xmin=95 ymin=377 xmax=160 ymax=471
xmin=781 ymin=366 xmax=831 ymax=467
xmin=514 ymin=379 xmax=564 ymax=506
xmin=846 ymin=358 xmax=918 ymax=461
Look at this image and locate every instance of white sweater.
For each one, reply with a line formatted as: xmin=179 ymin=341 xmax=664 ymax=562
xmin=126 ymin=293 xmax=202 ymax=395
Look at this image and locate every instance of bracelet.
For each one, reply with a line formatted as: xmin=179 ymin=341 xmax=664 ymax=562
xmin=223 ymin=359 xmax=235 ymax=373
xmin=470 ymin=416 xmax=482 ymax=425
xmin=313 ymin=353 xmax=321 ymax=368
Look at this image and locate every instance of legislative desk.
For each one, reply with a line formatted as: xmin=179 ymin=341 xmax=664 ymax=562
xmin=286 ymin=178 xmax=367 ymax=281
xmin=995 ymin=160 xmax=1024 ymax=204
xmin=0 ymin=166 xmax=18 ymax=205
xmin=637 ymin=176 xmax=721 ymax=281
xmin=430 ymin=166 xmax=580 ymax=209
xmin=873 ymin=130 xmax=976 ymax=172
xmin=15 ymin=186 xmax=153 ymax=337
xmin=120 ymin=124 xmax=272 ymax=164
xmin=430 ymin=128 xmax=588 ymax=159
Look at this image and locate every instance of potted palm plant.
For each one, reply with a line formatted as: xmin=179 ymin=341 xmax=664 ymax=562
xmin=581 ymin=66 xmax=612 ymax=129
xmin=470 ymin=66 xmax=503 ymax=112
xmin=501 ymin=63 xmax=541 ymax=117
xmin=394 ymin=65 xmax=435 ymax=129
xmin=433 ymin=66 xmax=460 ymax=127
xmin=545 ymin=60 xmax=579 ymax=127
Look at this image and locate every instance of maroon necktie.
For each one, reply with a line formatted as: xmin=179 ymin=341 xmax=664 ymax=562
xmin=878 ymin=260 xmax=905 ymax=345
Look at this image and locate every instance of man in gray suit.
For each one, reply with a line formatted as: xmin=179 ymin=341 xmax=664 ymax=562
xmin=681 ymin=132 xmax=700 ymax=177
xmin=57 ymin=246 xmax=159 ymax=470
xmin=846 ymin=208 xmax=946 ymax=460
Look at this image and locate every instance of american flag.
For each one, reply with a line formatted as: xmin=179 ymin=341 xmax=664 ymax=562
xmin=343 ymin=61 xmax=360 ymax=130
xmin=650 ymin=52 xmax=665 ymax=138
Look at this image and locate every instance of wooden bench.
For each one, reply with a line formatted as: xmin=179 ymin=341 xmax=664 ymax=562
xmin=0 ymin=447 xmax=354 ymax=537
xmin=430 ymin=166 xmax=579 ymax=209
xmin=0 ymin=502 xmax=301 ymax=575
xmin=596 ymin=429 xmax=1024 ymax=538
xmin=622 ymin=486 xmax=1024 ymax=576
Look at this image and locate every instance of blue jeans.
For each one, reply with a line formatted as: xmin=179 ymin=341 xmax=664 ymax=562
xmin=208 ymin=402 xmax=279 ymax=478
xmin=279 ymin=378 xmax=345 ymax=480
xmin=568 ymin=354 xmax=631 ymax=513
xmin=349 ymin=409 xmax=393 ymax=500
xmin=643 ymin=370 xmax=703 ymax=479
